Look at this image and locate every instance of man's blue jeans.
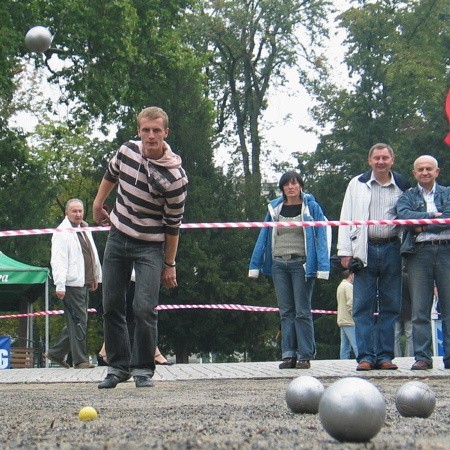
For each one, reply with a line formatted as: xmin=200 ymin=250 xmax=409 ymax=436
xmin=272 ymin=257 xmax=316 ymax=361
xmin=406 ymin=243 xmax=450 ymax=366
xmin=353 ymin=240 xmax=402 ymax=364
xmin=102 ymin=229 xmax=163 ymax=379
xmin=340 ymin=326 xmax=358 ymax=359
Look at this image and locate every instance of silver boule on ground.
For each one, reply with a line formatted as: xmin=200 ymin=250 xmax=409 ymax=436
xmin=395 ymin=380 xmax=436 ymax=418
xmin=285 ymin=375 xmax=324 ymax=414
xmin=318 ymin=377 xmax=386 ymax=442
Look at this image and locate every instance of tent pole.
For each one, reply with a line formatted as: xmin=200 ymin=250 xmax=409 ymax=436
xmin=28 ymin=302 xmax=33 ymax=347
xmin=45 ymin=278 xmax=49 ymax=368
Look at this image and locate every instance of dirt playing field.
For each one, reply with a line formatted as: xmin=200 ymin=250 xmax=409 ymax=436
xmin=0 ymin=377 xmax=449 ymax=449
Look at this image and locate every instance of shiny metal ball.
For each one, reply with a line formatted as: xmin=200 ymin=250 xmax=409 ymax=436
xmin=285 ymin=376 xmax=324 ymax=414
xmin=319 ymin=377 xmax=386 ymax=442
xmin=395 ymin=381 xmax=436 ymax=418
xmin=25 ymin=26 xmax=53 ymax=53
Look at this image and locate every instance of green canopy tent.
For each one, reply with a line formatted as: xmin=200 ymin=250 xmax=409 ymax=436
xmin=0 ymin=252 xmax=50 ymax=355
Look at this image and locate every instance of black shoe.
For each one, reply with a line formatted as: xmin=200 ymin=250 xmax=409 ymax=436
xmin=279 ymin=358 xmax=296 ymax=369
xmin=134 ymin=376 xmax=154 ymax=388
xmin=155 ymin=353 xmax=174 ymax=365
xmin=155 ymin=360 xmax=174 ymax=365
xmin=97 ymin=354 xmax=108 ymax=366
xmin=98 ymin=374 xmax=124 ymax=389
xmin=296 ymin=360 xmax=311 ymax=369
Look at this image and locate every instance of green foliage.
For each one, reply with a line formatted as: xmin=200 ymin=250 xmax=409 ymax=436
xmin=42 ymin=0 xmax=193 ymax=130
xmin=2 ymin=0 xmax=447 ymax=364
xmin=1 ymin=0 xmax=284 ymax=362
xmin=159 ymin=170 xmax=279 ymax=361
xmin=0 ymin=2 xmax=28 ymax=106
xmin=305 ymin=0 xmax=450 ymax=213
xmin=185 ymin=0 xmax=331 ymax=213
xmin=0 ymin=122 xmax=54 ymax=265
xmin=300 ymin=0 xmax=449 ymax=359
xmin=31 ymin=122 xmax=115 ymax=218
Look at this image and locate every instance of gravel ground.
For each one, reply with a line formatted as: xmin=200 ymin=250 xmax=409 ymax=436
xmin=1 ymin=377 xmax=449 ymax=449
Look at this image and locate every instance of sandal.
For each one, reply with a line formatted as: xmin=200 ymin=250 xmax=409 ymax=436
xmin=97 ymin=353 xmax=108 ymax=366
xmin=155 ymin=352 xmax=174 ymax=366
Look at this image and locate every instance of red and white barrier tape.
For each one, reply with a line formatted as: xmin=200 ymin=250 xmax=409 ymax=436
xmin=0 ymin=305 xmax=337 ymax=319
xmin=1 ymin=218 xmax=450 ymax=238
xmin=180 ymin=218 xmax=450 ymax=229
xmin=0 ymin=308 xmax=98 ymax=319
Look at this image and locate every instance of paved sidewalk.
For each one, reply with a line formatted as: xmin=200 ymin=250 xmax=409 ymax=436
xmin=1 ymin=356 xmax=449 ymax=384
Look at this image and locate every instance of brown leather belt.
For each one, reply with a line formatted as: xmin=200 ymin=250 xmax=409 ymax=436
xmin=368 ymin=236 xmax=399 ymax=245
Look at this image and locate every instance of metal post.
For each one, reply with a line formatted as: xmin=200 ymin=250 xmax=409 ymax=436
xmin=45 ymin=278 xmax=49 ymax=368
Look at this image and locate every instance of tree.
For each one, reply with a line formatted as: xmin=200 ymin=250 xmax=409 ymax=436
xmin=291 ymin=0 xmax=449 ymax=358
xmin=1 ymin=0 xmax=286 ymax=362
xmin=158 ymin=170 xmax=279 ymax=363
xmin=303 ymin=0 xmax=450 ymax=200
xmin=0 ymin=2 xmax=25 ymax=111
xmin=185 ymin=0 xmax=331 ymax=215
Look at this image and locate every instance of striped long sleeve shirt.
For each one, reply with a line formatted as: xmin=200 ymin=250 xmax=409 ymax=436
xmin=104 ymin=139 xmax=188 ymax=242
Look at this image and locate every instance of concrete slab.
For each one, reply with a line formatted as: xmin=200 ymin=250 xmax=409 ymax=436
xmin=0 ymin=356 xmax=448 ymax=384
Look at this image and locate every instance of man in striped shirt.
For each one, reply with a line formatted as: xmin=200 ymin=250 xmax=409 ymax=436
xmin=93 ymin=106 xmax=188 ymax=389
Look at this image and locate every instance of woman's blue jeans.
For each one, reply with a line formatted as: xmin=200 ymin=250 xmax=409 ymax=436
xmin=102 ymin=229 xmax=163 ymax=379
xmin=272 ymin=257 xmax=316 ymax=360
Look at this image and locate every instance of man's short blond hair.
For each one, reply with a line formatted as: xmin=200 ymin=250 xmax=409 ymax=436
xmin=137 ymin=107 xmax=169 ymax=129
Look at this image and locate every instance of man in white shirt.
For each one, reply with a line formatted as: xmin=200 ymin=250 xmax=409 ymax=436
xmin=45 ymin=198 xmax=102 ymax=369
xmin=337 ymin=143 xmax=410 ymax=371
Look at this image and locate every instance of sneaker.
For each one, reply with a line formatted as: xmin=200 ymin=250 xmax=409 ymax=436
xmin=296 ymin=360 xmax=311 ymax=369
xmin=44 ymin=352 xmax=70 ymax=369
xmin=75 ymin=362 xmax=95 ymax=369
xmin=134 ymin=376 xmax=154 ymax=388
xmin=278 ymin=358 xmax=296 ymax=369
xmin=98 ymin=374 xmax=129 ymax=389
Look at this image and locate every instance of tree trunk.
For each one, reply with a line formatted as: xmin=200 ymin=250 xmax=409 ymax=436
xmin=175 ymin=349 xmax=190 ymax=364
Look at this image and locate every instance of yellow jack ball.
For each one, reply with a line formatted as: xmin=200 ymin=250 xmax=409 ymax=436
xmin=78 ymin=406 xmax=98 ymax=421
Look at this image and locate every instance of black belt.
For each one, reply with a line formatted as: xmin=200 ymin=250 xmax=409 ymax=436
xmin=111 ymin=225 xmax=163 ymax=247
xmin=275 ymin=254 xmax=303 ymax=261
xmin=416 ymin=240 xmax=450 ymax=246
xmin=368 ymin=236 xmax=399 ymax=245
